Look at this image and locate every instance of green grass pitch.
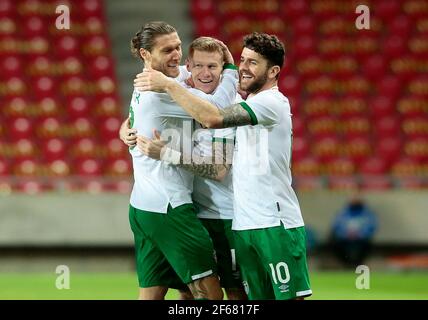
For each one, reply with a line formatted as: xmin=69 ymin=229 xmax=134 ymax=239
xmin=0 ymin=271 xmax=427 ymax=300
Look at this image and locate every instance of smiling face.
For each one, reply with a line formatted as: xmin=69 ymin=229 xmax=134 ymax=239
xmin=148 ymin=32 xmax=182 ymax=77
xmin=238 ymin=47 xmax=271 ymax=94
xmin=188 ymin=49 xmax=223 ymax=94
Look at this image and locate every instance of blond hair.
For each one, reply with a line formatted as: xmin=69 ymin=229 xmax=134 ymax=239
xmin=188 ymin=37 xmax=224 ymax=61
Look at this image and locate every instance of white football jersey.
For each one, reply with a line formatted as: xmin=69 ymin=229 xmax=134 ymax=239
xmin=231 ymin=87 xmax=305 ymax=230
xmin=129 ymin=67 xmax=238 ymax=213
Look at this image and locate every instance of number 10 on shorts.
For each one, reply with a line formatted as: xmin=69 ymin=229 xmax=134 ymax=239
xmin=269 ymin=262 xmax=290 ymax=284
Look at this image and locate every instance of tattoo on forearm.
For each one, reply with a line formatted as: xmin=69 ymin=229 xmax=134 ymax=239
xmin=220 ymin=103 xmax=252 ymax=128
xmin=178 ymin=141 xmax=232 ymax=180
xmin=179 ymin=163 xmax=224 ymax=180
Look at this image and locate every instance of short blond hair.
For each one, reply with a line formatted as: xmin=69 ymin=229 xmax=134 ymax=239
xmin=188 ymin=37 xmax=224 ymax=61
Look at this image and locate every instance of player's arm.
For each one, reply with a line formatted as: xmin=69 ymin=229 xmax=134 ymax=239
xmin=119 ymin=117 xmax=137 ymax=147
xmin=136 ymin=70 xmax=254 ymax=129
xmin=179 ymin=140 xmax=232 ymax=181
xmin=136 ymin=130 xmax=233 ymax=181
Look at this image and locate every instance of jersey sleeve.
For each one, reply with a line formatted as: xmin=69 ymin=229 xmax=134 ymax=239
xmin=155 ymin=92 xmax=193 ymax=119
xmin=238 ymin=93 xmax=283 ymax=126
xmin=175 ymin=65 xmax=191 ymax=83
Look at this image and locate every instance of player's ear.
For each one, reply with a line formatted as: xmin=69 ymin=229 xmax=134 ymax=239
xmin=186 ymin=57 xmax=191 ymax=72
xmin=268 ymin=65 xmax=280 ymax=80
xmin=140 ymin=48 xmax=152 ymax=68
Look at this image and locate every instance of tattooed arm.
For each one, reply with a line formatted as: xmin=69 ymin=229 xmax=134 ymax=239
xmin=137 ymin=69 xmax=253 ymax=128
xmin=164 ymin=79 xmax=253 ymax=129
xmin=178 ymin=140 xmax=233 ymax=181
xmin=137 ymin=131 xmax=233 ymax=181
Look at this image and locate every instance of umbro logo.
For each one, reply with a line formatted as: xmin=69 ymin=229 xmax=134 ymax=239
xmin=279 ymin=284 xmax=289 ymax=293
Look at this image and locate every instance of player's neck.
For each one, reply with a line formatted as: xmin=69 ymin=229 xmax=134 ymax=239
xmin=247 ymin=80 xmax=278 ymax=99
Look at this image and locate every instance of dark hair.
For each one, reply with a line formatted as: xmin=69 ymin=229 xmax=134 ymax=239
xmin=130 ymin=21 xmax=177 ymax=60
xmin=243 ymin=32 xmax=285 ymax=70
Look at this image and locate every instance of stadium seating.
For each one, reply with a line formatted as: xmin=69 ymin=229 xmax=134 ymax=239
xmin=0 ymin=0 xmax=130 ymax=193
xmin=190 ymin=0 xmax=428 ymax=189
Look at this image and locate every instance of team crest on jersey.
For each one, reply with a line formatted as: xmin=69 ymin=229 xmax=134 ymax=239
xmin=279 ymin=284 xmax=289 ymax=293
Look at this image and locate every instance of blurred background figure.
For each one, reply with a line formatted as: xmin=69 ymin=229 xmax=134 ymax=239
xmin=330 ymin=193 xmax=378 ymax=268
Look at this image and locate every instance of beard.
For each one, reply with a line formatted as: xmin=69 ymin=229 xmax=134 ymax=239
xmin=241 ymin=71 xmax=268 ymax=94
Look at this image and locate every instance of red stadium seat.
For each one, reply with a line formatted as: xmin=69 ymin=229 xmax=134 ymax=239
xmin=104 ymin=158 xmax=132 ymax=177
xmin=105 ymin=138 xmax=129 ymax=158
xmin=12 ymin=159 xmax=39 ymax=176
xmin=279 ymin=75 xmax=301 ymax=97
xmin=389 ymin=15 xmax=412 ymax=38
xmin=376 ymin=75 xmax=402 ymax=98
xmin=292 ymin=155 xmax=322 ymax=177
xmin=36 ymin=116 xmax=62 ymax=139
xmin=21 ymin=15 xmax=46 ymax=36
xmin=324 ymin=156 xmax=355 ymax=176
xmin=88 ymin=55 xmax=114 ymax=79
xmin=0 ymin=158 xmax=10 ymax=176
xmin=294 ymin=36 xmax=316 ymax=58
xmin=73 ymin=158 xmax=102 ymax=176
xmin=359 ymin=156 xmax=388 ymax=175
xmin=343 ymin=136 xmax=372 ymax=164
xmin=54 ymin=35 xmax=80 ymax=58
xmin=404 ymin=137 xmax=428 ymax=162
xmin=26 ymin=55 xmax=54 ymax=76
xmin=59 ymin=56 xmax=84 ymax=76
xmin=14 ymin=138 xmax=36 ymax=159
xmin=99 ymin=116 xmax=122 ymax=141
xmin=307 ymin=115 xmax=337 ymax=137
xmin=375 ymin=137 xmax=403 ymax=163
xmin=42 ymin=138 xmax=67 ymax=161
xmin=82 ymin=16 xmax=104 ymax=35
xmin=373 ymin=116 xmax=402 ymax=138
xmin=32 ymin=76 xmax=57 ymax=99
xmin=66 ymin=96 xmax=91 ymax=119
xmin=82 ymin=35 xmax=109 ymax=56
xmin=0 ymin=55 xmax=22 ymax=78
xmin=292 ymin=135 xmax=310 ymax=162
xmin=369 ymin=96 xmax=396 ymax=120
xmin=2 ymin=97 xmax=29 ymax=117
xmin=77 ymin=0 xmax=103 ymax=18
xmin=46 ymin=159 xmax=71 ymax=177
xmin=8 ymin=117 xmax=33 ymax=141
xmin=69 ymin=117 xmax=94 ymax=138
xmin=191 ymin=0 xmax=216 ymax=18
xmin=194 ymin=16 xmax=221 ymax=37
xmin=71 ymin=137 xmax=98 ymax=158
xmin=362 ymin=55 xmax=387 ymax=80
xmin=293 ymin=16 xmax=315 ymax=36
xmin=375 ymin=0 xmax=401 ymax=22
xmin=383 ymin=35 xmax=406 ymax=59
xmin=36 ymin=97 xmax=60 ymax=117
xmin=0 ymin=0 xmax=14 ymax=18
xmin=311 ymin=135 xmax=341 ymax=162
xmin=282 ymin=0 xmax=309 ymax=21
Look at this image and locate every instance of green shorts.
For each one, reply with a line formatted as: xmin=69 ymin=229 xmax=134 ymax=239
xmin=233 ymin=225 xmax=312 ymax=300
xmin=129 ymin=203 xmax=217 ymax=288
xmin=200 ymin=219 xmax=243 ymax=290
